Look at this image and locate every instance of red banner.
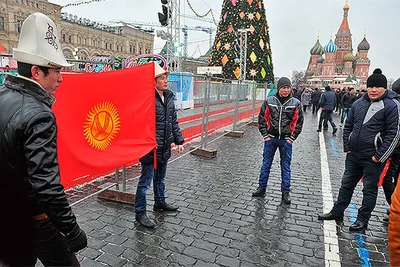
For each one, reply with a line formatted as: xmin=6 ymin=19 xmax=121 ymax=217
xmin=53 ymin=63 xmax=156 ymax=189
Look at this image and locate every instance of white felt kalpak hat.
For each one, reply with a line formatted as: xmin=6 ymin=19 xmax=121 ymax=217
xmin=154 ymin=63 xmax=170 ymax=78
xmin=13 ymin=12 xmax=73 ymax=68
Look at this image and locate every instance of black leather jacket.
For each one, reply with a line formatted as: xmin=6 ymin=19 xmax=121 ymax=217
xmin=258 ymin=94 xmax=304 ymax=142
xmin=140 ymin=90 xmax=184 ymax=164
xmin=0 ymin=75 xmax=78 ymax=236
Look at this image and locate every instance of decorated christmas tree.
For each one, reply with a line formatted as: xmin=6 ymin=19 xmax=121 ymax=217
xmin=209 ymin=0 xmax=274 ymax=83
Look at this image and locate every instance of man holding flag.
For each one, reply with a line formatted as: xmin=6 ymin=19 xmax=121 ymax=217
xmin=134 ymin=64 xmax=185 ymax=228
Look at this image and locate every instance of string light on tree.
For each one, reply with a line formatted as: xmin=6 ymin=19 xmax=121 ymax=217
xmin=208 ymin=0 xmax=274 ymax=83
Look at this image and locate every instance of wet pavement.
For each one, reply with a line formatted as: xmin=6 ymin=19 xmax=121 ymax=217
xmin=59 ymin=110 xmax=390 ymax=267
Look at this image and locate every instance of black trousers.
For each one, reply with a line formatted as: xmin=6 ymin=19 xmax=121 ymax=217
xmin=311 ymin=103 xmax=319 ymax=114
xmin=0 ymin=218 xmax=79 ymax=267
xmin=318 ymin=110 xmax=336 ymax=130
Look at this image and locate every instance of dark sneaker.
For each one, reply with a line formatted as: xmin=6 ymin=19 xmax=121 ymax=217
xmin=136 ymin=214 xmax=155 ymax=228
xmin=349 ymin=220 xmax=367 ymax=232
xmin=317 ymin=212 xmax=343 ymax=221
xmin=332 ymin=127 xmax=338 ymax=135
xmin=317 ymin=128 xmax=322 ymax=132
xmin=281 ymin=192 xmax=291 ymax=204
xmin=252 ymin=187 xmax=266 ymax=197
xmin=153 ymin=202 xmax=179 ymax=212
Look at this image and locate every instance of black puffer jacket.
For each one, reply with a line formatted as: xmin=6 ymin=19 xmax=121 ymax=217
xmin=341 ymin=92 xmax=356 ymax=108
xmin=0 ymin=75 xmax=78 ymax=236
xmin=343 ymin=90 xmax=400 ymax=162
xmin=258 ymin=94 xmax=304 ymax=142
xmin=140 ymin=90 xmax=184 ymax=164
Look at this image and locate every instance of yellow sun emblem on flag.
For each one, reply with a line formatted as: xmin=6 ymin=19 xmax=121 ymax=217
xmin=83 ymin=102 xmax=120 ymax=150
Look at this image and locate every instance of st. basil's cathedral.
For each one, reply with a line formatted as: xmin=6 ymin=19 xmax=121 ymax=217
xmin=305 ymin=1 xmax=371 ymax=89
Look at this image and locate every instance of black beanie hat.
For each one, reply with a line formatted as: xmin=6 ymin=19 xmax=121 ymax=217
xmin=277 ymin=77 xmax=291 ymax=90
xmin=325 ymin=85 xmax=331 ymax=91
xmin=367 ymin=68 xmax=387 ymax=89
xmin=392 ymin=78 xmax=400 ymax=94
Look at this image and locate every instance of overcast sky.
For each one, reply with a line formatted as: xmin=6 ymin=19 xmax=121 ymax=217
xmin=51 ymin=0 xmax=399 ymax=80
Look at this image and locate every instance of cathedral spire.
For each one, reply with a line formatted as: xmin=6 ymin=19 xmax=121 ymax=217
xmin=338 ymin=1 xmax=351 ymax=35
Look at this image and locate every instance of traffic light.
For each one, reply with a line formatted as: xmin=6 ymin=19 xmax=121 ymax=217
xmin=158 ymin=0 xmax=169 ymax=26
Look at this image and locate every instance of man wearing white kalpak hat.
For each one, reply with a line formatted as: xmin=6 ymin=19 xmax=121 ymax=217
xmin=0 ymin=13 xmax=86 ymax=266
xmin=134 ymin=63 xmax=185 ymax=228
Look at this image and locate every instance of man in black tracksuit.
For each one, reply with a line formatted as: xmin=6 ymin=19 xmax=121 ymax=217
xmin=318 ymin=69 xmax=400 ymax=232
xmin=252 ymin=77 xmax=304 ymax=204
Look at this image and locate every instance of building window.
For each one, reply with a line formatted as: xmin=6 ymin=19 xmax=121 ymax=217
xmin=84 ymin=38 xmax=87 ymax=45
xmin=62 ymin=33 xmax=65 ymax=42
xmin=110 ymin=44 xmax=112 ymax=50
xmin=78 ymin=37 xmax=81 ymax=44
xmin=0 ymin=17 xmax=4 ymax=31
xmin=68 ymin=35 xmax=71 ymax=43
xmin=36 ymin=3 xmax=39 ymax=8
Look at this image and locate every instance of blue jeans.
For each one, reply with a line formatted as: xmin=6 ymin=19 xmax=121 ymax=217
xmin=341 ymin=108 xmax=351 ymax=123
xmin=258 ymin=138 xmax=293 ymax=192
xmin=331 ymin=154 xmax=383 ymax=224
xmin=135 ymin=162 xmax=168 ymax=215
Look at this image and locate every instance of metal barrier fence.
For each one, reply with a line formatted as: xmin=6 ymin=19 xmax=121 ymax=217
xmin=0 ymin=54 xmax=275 ymax=202
xmin=71 ymin=75 xmax=272 ymax=207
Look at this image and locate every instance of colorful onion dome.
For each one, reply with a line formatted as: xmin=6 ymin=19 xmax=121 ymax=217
xmin=343 ymin=52 xmax=356 ymax=61
xmin=357 ymin=36 xmax=370 ymax=51
xmin=310 ymin=38 xmax=324 ymax=55
xmin=317 ymin=56 xmax=325 ymax=63
xmin=324 ymin=38 xmax=337 ymax=53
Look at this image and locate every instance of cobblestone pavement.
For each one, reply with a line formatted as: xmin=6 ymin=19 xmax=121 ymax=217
xmin=59 ymin=110 xmax=389 ymax=267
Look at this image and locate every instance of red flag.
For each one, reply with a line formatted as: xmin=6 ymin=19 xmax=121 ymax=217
xmin=53 ymin=63 xmax=156 ymax=189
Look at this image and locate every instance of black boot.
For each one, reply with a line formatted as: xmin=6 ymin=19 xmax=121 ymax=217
xmin=154 ymin=202 xmax=179 ymax=212
xmin=281 ymin=192 xmax=291 ymax=204
xmin=252 ymin=187 xmax=266 ymax=197
xmin=135 ymin=214 xmax=155 ymax=228
xmin=332 ymin=126 xmax=337 ymax=135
